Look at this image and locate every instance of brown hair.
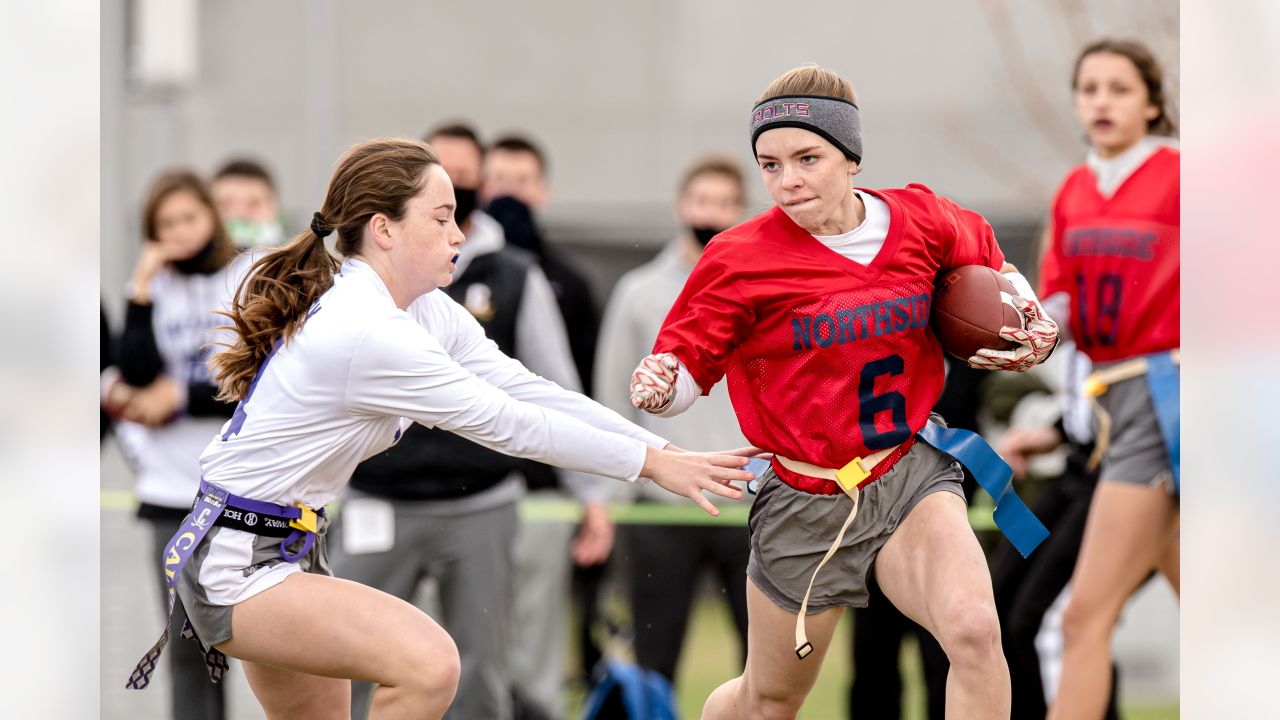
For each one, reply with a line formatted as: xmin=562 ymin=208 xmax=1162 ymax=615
xmin=142 ymin=170 xmax=237 ymax=272
xmin=213 ymin=157 xmax=276 ymax=191
xmin=755 ymin=64 xmax=858 ymax=107
xmin=489 ymin=134 xmax=548 ymax=176
xmin=1072 ymin=38 xmax=1175 ymax=136
xmin=678 ymin=155 xmax=747 ymax=206
xmin=211 ymin=138 xmax=440 ymax=401
xmin=425 ymin=122 xmax=485 ymax=158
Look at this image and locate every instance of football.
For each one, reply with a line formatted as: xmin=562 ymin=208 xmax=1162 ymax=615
xmin=931 ymin=265 xmax=1023 ymax=362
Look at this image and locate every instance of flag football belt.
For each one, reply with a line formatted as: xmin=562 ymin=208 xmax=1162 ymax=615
xmin=127 ymin=481 xmax=325 ymax=691
xmin=773 ymin=438 xmax=913 ymax=496
xmin=1083 ymin=349 xmax=1180 ymax=493
xmin=774 ymin=421 xmax=1049 ymax=660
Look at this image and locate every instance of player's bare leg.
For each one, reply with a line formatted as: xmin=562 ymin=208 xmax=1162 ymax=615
xmin=874 ymin=491 xmax=1010 ymax=719
xmin=238 ymin=661 xmax=349 ymax=720
xmin=1047 ymin=482 xmax=1178 ymax=720
xmin=217 ymin=572 xmax=461 ymax=720
xmin=1155 ymin=507 xmax=1180 ymax=596
xmin=700 ymin=579 xmax=844 ymax=720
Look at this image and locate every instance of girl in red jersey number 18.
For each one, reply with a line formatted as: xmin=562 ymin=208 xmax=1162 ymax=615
xmin=1040 ymin=39 xmax=1181 ymax=720
xmin=630 ymin=64 xmax=1057 ymax=719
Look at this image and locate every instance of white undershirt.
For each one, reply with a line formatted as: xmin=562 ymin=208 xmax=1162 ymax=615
xmin=1086 ymin=135 xmax=1179 ymax=198
xmin=660 ymin=190 xmax=891 ymax=416
xmin=810 ymin=190 xmax=891 ymax=265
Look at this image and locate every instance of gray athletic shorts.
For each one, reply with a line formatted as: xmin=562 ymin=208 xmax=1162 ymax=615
xmin=1095 ymin=373 xmax=1173 ymax=490
xmin=176 ymin=515 xmax=332 ymax=648
xmin=746 ymin=440 xmax=965 ymax=613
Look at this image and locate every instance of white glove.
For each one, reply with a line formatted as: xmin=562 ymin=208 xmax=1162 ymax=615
xmin=629 ymin=353 xmax=680 ymax=413
xmin=968 ymin=294 xmax=1059 ymax=372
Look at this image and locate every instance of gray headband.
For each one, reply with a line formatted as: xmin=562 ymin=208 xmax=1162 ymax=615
xmin=749 ymin=95 xmax=862 ymax=165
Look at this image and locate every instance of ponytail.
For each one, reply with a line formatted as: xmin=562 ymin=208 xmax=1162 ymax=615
xmin=211 ymin=229 xmax=339 ymax=401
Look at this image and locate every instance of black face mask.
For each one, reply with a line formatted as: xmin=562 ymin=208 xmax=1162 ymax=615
xmin=484 ymin=195 xmax=544 ymax=256
xmin=171 ymin=237 xmax=219 ymax=275
xmin=690 ymin=225 xmax=723 ymax=248
xmin=454 ymin=186 xmax=479 ymax=225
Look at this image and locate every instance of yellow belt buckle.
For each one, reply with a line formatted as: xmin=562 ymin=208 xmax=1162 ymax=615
xmin=289 ymin=504 xmax=318 ymax=534
xmin=1083 ymin=377 xmax=1108 ymax=398
xmin=835 ymin=458 xmax=870 ymax=493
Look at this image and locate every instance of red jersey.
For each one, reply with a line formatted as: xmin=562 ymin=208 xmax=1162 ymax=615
xmin=1040 ymin=146 xmax=1180 ymax=363
xmin=654 ymin=184 xmax=1004 ymax=469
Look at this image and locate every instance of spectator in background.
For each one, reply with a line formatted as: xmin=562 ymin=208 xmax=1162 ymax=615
xmin=101 ymin=303 xmax=114 ymax=440
xmin=211 ymin=158 xmax=286 ymax=249
xmin=482 ymin=134 xmax=613 ymax=685
xmin=482 ymin=134 xmax=599 ymax=395
xmin=329 ymin=123 xmax=611 ymax=720
xmin=104 ymin=170 xmax=251 ymax=720
xmin=595 ymin=155 xmax=752 ymax=685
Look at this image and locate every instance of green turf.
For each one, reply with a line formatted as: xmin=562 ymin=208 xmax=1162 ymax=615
xmin=568 ymin=595 xmax=1178 ymax=719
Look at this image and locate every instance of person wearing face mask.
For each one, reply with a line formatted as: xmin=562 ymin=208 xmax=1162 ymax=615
xmin=327 ymin=124 xmax=614 ymax=720
xmin=1041 ymin=39 xmax=1179 ymax=720
xmin=594 ymin=156 xmax=753 ymax=686
xmin=482 ymin=135 xmax=600 ymax=398
xmin=104 ymin=170 xmax=252 ymax=720
xmin=211 ymin=158 xmax=287 ymax=249
xmin=480 ymin=135 xmax=616 ymax=688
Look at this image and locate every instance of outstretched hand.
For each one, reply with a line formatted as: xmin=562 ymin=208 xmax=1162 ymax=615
xmin=641 ymin=446 xmax=752 ymax=516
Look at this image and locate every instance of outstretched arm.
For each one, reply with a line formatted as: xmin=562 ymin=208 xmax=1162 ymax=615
xmin=352 ymin=313 xmax=753 ymax=514
xmin=422 ymin=293 xmax=670 ymax=450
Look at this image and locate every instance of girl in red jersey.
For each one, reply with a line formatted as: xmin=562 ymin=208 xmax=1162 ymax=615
xmin=1041 ymin=40 xmax=1180 ymax=720
xmin=628 ymin=65 xmax=1058 ymax=719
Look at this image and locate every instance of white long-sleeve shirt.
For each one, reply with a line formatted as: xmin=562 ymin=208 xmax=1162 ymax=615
xmin=199 ymin=258 xmax=665 ymax=508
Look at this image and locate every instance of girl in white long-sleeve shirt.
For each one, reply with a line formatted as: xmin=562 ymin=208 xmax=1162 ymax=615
xmin=128 ymin=138 xmax=753 ymax=720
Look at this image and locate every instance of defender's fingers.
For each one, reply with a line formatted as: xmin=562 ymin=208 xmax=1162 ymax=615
xmin=691 ymin=491 xmax=720 ymax=517
xmin=712 ymin=466 xmax=755 ymax=484
xmin=704 ymin=453 xmax=751 ymax=468
xmin=701 ymin=479 xmax=744 ymax=500
xmin=719 ymin=446 xmax=769 ymax=458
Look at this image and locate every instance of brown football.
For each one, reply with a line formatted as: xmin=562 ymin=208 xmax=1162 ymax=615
xmin=931 ymin=265 xmax=1022 ymax=362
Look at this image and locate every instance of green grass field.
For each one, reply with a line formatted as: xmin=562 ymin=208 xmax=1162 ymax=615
xmin=568 ymin=594 xmax=1178 ymax=719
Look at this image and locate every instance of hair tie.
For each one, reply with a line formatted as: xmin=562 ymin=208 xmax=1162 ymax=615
xmin=310 ymin=212 xmax=332 ymax=238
